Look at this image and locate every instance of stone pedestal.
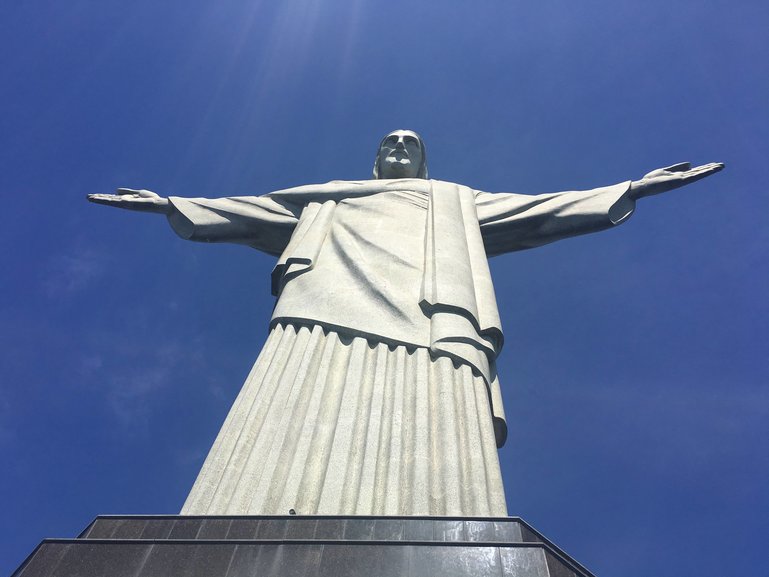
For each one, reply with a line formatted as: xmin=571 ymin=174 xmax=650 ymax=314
xmin=13 ymin=515 xmax=594 ymax=577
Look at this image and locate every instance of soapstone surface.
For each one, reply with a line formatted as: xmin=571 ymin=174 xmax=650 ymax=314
xmin=86 ymin=130 xmax=722 ymax=516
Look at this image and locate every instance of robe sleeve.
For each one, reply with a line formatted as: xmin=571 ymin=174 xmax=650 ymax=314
xmin=475 ymin=182 xmax=635 ymax=257
xmin=166 ymin=195 xmax=302 ymax=257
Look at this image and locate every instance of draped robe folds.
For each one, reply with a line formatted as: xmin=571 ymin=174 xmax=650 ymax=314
xmin=166 ymin=178 xmax=634 ymax=516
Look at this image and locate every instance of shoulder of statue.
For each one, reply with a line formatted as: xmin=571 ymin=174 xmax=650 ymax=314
xmin=427 ymin=179 xmax=479 ymax=196
xmin=428 ymin=178 xmax=472 ymax=187
xmin=267 ymin=180 xmax=365 ymax=195
xmin=326 ymin=179 xmax=370 ymax=186
xmin=265 ymin=180 xmax=395 ymax=206
xmin=331 ymin=178 xmax=431 ymax=193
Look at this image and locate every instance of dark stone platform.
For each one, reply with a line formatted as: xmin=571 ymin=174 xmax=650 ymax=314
xmin=13 ymin=515 xmax=595 ymax=577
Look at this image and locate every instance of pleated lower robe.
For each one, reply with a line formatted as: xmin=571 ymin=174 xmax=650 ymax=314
xmin=181 ymin=323 xmax=508 ymax=517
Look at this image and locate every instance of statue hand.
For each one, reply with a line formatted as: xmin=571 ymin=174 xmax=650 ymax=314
xmin=87 ymin=188 xmax=170 ymax=214
xmin=629 ymin=162 xmax=724 ymax=200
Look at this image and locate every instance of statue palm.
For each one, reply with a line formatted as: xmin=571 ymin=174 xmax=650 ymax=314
xmin=88 ymin=188 xmax=170 ymax=213
xmin=630 ymin=162 xmax=724 ymax=199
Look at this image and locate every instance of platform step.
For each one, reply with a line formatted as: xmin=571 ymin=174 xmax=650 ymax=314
xmin=14 ymin=516 xmax=594 ymax=577
xmin=80 ymin=515 xmax=537 ymax=543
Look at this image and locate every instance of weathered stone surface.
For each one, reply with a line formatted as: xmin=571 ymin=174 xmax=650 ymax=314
xmin=86 ymin=131 xmax=722 ymax=518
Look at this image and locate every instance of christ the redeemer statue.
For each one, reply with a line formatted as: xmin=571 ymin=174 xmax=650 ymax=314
xmin=89 ymin=130 xmax=722 ymax=518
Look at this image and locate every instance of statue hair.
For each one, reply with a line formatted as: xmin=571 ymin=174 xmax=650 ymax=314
xmin=372 ymin=130 xmax=429 ymax=179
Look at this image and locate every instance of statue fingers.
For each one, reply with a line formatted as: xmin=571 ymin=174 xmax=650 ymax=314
xmin=662 ymin=162 xmax=691 ymax=173
xmin=699 ymin=162 xmax=725 ymax=172
xmin=87 ymin=193 xmax=122 ymax=204
xmin=677 ymin=164 xmax=724 ymax=186
xmin=116 ymin=188 xmax=158 ymax=198
xmin=685 ymin=162 xmax=725 ymax=178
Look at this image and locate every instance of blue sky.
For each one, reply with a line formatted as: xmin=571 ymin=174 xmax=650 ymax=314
xmin=1 ymin=1 xmax=767 ymax=575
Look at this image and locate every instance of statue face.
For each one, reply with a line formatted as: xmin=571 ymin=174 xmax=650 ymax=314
xmin=377 ymin=130 xmax=424 ymax=179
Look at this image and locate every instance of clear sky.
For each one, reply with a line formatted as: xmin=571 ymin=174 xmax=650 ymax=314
xmin=1 ymin=1 xmax=767 ymax=575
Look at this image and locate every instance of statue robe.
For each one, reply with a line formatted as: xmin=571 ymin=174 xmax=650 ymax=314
xmin=166 ymin=178 xmax=634 ymax=516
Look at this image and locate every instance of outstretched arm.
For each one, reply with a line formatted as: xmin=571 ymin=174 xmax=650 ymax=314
xmin=629 ymin=162 xmax=724 ymax=200
xmin=87 ymin=188 xmax=170 ymax=214
xmin=87 ymin=188 xmax=302 ymax=256
xmin=477 ymin=160 xmax=724 ymax=256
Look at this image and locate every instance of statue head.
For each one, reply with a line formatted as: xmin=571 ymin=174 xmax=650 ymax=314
xmin=373 ymin=129 xmax=428 ymax=180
